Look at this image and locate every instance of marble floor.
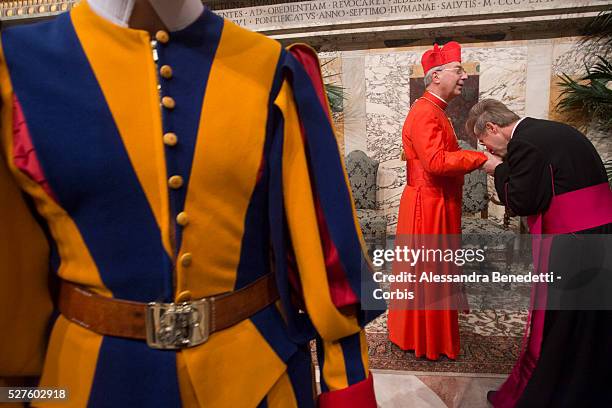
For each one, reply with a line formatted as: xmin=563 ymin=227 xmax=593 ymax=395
xmin=373 ymin=370 xmax=504 ymax=408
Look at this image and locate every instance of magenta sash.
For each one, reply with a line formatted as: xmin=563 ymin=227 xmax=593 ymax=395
xmin=528 ymin=182 xmax=612 ymax=235
xmin=491 ymin=182 xmax=612 ymax=408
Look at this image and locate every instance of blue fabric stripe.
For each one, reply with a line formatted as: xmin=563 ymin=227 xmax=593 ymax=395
xmin=340 ymin=332 xmax=367 ymax=385
xmin=256 ymin=397 xmax=269 ymax=408
xmin=2 ymin=14 xmax=172 ymax=302
xmin=287 ymin=346 xmax=316 ymax=407
xmin=88 ymin=337 xmax=180 ymax=408
xmin=268 ymin=104 xmax=315 ymax=344
xmin=233 ymin=174 xmax=271 ymax=290
xmin=250 ymin=305 xmax=297 ymax=364
xmin=158 ymin=9 xmax=224 ymax=253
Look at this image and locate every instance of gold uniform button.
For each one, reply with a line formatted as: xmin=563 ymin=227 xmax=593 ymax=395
xmin=163 ymin=132 xmax=178 ymax=146
xmin=180 ymin=253 xmax=193 ymax=267
xmin=155 ymin=30 xmax=169 ymax=44
xmin=168 ymin=175 xmax=184 ymax=189
xmin=162 ymin=96 xmax=175 ymax=109
xmin=160 ymin=65 xmax=173 ymax=79
xmin=176 ymin=212 xmax=189 ymax=226
xmin=176 ymin=290 xmax=192 ymax=303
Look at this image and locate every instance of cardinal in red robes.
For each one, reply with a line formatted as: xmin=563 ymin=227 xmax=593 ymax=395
xmin=387 ymin=42 xmax=486 ymax=360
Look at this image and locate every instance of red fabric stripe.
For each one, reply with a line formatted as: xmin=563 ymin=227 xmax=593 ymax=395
xmin=12 ymin=95 xmax=57 ymax=202
xmin=288 ymin=44 xmax=332 ymax=122
xmin=317 ymin=373 xmax=376 ymax=408
xmin=288 ymin=44 xmax=358 ymax=307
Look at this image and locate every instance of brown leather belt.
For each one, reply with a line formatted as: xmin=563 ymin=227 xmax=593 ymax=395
xmin=58 ymin=273 xmax=279 ymax=349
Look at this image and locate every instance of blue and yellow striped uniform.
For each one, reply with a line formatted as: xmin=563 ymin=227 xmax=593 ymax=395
xmin=0 ymin=2 xmax=380 ymax=406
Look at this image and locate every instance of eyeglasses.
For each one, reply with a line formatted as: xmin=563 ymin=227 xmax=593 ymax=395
xmin=440 ymin=66 xmax=466 ymax=75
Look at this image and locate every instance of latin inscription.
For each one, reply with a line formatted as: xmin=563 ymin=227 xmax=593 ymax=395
xmin=216 ymin=0 xmax=568 ymax=29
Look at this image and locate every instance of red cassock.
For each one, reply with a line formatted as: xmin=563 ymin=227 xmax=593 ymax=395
xmin=387 ymin=91 xmax=486 ymax=360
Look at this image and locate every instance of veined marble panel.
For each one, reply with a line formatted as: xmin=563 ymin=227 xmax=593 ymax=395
xmin=342 ymin=54 xmax=368 ymax=156
xmin=365 ymin=52 xmax=417 ymax=233
xmin=378 ymin=159 xmax=406 ymax=233
xmin=462 ymin=45 xmax=527 ymax=225
xmin=474 ymin=46 xmax=525 ymax=221
xmin=550 ymin=39 xmax=611 ymax=163
xmin=551 ymin=38 xmax=605 ymax=76
xmin=549 ymin=39 xmax=584 ymax=116
xmin=463 ymin=46 xmax=528 ymax=116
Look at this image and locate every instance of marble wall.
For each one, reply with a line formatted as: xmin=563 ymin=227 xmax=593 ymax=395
xmin=550 ymin=40 xmax=612 ymax=165
xmin=323 ymin=36 xmax=607 ymax=233
xmin=364 ymin=52 xmax=415 ymax=230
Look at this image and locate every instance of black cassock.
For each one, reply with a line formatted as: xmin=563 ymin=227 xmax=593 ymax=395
xmin=493 ymin=117 xmax=612 ymax=407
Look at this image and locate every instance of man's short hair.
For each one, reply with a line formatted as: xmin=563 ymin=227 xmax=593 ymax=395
xmin=424 ymin=66 xmax=443 ymax=87
xmin=466 ymin=99 xmax=520 ymax=138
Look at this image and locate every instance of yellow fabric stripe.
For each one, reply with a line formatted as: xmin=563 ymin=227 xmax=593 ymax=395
xmin=35 ymin=316 xmax=103 ymax=408
xmin=182 ymin=319 xmax=286 ymax=407
xmin=176 ymin=352 xmax=200 ymax=408
xmin=179 ymin=20 xmax=280 ymax=297
xmin=0 ymin=40 xmax=110 ymax=298
xmin=0 ymin=153 xmax=50 ymax=376
xmin=275 ymin=80 xmax=360 ymax=341
xmin=0 ymin=71 xmax=51 ymax=375
xmin=322 ymin=338 xmax=349 ymax=390
xmin=266 ymin=372 xmax=299 ymax=408
xmin=71 ymin=3 xmax=172 ymax=257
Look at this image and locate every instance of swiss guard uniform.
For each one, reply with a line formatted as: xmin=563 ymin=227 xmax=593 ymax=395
xmin=0 ymin=2 xmax=380 ymax=407
xmin=387 ymin=42 xmax=486 ymax=360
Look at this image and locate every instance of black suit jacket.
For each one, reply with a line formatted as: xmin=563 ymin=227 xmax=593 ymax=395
xmin=493 ymin=117 xmax=607 ymax=216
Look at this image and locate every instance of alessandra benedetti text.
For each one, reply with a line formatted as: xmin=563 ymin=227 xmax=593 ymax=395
xmin=373 ymin=271 xmax=558 ymax=284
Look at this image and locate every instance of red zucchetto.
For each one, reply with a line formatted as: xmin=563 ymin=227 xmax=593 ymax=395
xmin=421 ymin=41 xmax=462 ymax=73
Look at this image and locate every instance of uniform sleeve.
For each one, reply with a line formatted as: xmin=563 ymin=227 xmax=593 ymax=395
xmin=493 ymin=139 xmax=553 ymax=216
xmin=269 ymin=45 xmax=380 ymax=407
xmin=0 ymin=44 xmax=53 ymax=378
xmin=410 ymin=111 xmax=486 ymax=176
xmin=0 ymin=147 xmax=52 ymax=377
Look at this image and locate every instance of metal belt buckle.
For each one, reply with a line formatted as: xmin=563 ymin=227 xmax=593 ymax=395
xmin=145 ymin=298 xmax=210 ymax=350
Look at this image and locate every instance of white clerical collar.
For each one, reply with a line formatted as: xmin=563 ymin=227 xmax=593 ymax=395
xmin=428 ymin=91 xmax=448 ymax=105
xmin=510 ymin=117 xmax=527 ymax=140
xmin=87 ymin=0 xmax=204 ymax=31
